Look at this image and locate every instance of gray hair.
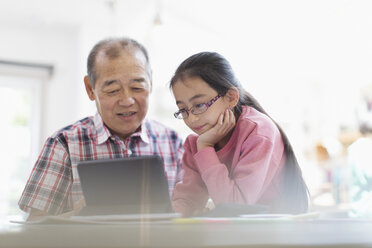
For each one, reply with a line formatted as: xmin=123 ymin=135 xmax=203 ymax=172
xmin=87 ymin=37 xmax=151 ymax=88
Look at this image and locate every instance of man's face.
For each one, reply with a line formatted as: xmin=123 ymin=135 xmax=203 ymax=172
xmin=84 ymin=48 xmax=151 ymax=140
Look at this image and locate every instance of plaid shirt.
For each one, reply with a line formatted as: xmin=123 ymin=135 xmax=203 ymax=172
xmin=19 ymin=113 xmax=184 ymax=215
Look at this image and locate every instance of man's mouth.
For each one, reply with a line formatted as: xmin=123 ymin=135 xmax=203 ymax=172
xmin=117 ymin=112 xmax=136 ymax=117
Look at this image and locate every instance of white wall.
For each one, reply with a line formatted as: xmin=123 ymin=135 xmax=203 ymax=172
xmin=0 ymin=22 xmax=80 ymax=146
xmin=1 ymin=0 xmax=372 ymax=155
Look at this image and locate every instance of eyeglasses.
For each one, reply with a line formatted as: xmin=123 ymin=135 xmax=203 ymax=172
xmin=174 ymin=94 xmax=222 ymax=119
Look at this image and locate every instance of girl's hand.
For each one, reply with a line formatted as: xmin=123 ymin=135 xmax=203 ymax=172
xmin=197 ymin=108 xmax=236 ymax=151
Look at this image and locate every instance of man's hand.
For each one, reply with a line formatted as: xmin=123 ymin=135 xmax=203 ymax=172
xmin=197 ymin=108 xmax=236 ymax=151
xmin=27 ymin=209 xmax=48 ymax=221
xmin=27 ymin=198 xmax=86 ymax=221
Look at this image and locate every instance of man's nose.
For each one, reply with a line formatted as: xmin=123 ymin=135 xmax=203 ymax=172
xmin=118 ymin=91 xmax=135 ymax=106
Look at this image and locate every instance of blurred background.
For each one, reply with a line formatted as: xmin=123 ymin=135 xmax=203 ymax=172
xmin=1 ymin=0 xmax=372 ymax=220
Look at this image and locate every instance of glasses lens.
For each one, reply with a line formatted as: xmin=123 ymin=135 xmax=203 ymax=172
xmin=174 ymin=111 xmax=187 ymax=119
xmin=180 ymin=111 xmax=188 ymax=119
xmin=192 ymin=103 xmax=207 ymax=115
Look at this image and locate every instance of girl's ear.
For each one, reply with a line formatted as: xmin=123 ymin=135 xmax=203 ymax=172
xmin=225 ymin=87 xmax=239 ymax=108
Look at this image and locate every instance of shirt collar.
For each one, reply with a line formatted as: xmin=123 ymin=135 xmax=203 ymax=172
xmin=94 ymin=113 xmax=112 ymax=144
xmin=94 ymin=112 xmax=150 ymax=144
xmin=128 ymin=119 xmax=150 ymax=144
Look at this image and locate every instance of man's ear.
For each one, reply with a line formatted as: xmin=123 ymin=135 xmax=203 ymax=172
xmin=149 ymin=70 xmax=153 ymax=93
xmin=225 ymin=87 xmax=239 ymax=108
xmin=84 ymin=76 xmax=95 ymax=101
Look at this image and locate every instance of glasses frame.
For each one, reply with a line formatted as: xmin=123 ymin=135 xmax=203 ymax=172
xmin=173 ymin=94 xmax=222 ymax=119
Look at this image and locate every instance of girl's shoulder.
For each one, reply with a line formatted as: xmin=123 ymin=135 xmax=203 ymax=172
xmin=237 ymin=106 xmax=279 ymax=139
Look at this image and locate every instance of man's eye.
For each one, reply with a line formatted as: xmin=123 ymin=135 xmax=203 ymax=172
xmin=132 ymin=87 xmax=144 ymax=91
xmin=178 ymin=109 xmax=187 ymax=113
xmin=108 ymin=89 xmax=119 ymax=94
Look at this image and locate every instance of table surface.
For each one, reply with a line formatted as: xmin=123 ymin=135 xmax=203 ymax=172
xmin=1 ymin=219 xmax=372 ymax=248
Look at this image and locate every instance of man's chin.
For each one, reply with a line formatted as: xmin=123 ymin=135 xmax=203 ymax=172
xmin=109 ymin=124 xmax=142 ymax=139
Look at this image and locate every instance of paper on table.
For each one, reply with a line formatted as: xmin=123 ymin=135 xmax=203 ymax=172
xmin=172 ymin=212 xmax=320 ymax=224
xmin=11 ymin=213 xmax=181 ymax=225
xmin=71 ymin=212 xmax=181 ymax=221
xmin=240 ymin=212 xmax=320 ymax=220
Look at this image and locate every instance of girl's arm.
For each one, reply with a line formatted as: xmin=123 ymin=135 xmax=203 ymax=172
xmin=172 ymin=142 xmax=210 ymax=216
xmin=195 ymin=135 xmax=283 ymax=205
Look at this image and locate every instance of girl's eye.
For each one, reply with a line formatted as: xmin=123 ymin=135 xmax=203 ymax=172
xmin=179 ymin=109 xmax=188 ymax=118
xmin=194 ymin=103 xmax=205 ymax=109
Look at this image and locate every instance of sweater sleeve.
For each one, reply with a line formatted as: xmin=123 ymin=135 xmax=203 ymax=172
xmin=194 ymin=135 xmax=282 ymax=205
xmin=172 ymin=139 xmax=209 ymax=216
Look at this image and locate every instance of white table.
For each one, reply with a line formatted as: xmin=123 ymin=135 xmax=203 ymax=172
xmin=1 ymin=219 xmax=372 ymax=248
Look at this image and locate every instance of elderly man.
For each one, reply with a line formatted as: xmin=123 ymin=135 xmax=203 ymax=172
xmin=19 ymin=37 xmax=184 ymax=220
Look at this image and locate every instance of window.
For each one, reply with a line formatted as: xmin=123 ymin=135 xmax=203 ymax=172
xmin=0 ymin=63 xmax=48 ymax=221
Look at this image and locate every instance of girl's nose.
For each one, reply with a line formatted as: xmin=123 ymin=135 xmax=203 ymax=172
xmin=187 ymin=112 xmax=199 ymax=122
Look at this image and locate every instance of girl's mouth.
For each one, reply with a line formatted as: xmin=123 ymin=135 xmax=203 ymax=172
xmin=194 ymin=124 xmax=206 ymax=132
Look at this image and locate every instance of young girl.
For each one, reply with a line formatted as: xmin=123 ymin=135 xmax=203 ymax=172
xmin=170 ymin=52 xmax=309 ymax=216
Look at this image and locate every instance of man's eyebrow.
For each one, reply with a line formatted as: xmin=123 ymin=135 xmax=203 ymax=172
xmin=176 ymin=94 xmax=206 ymax=105
xmin=131 ymin=77 xmax=146 ymax=83
xmin=103 ymin=80 xmax=118 ymax=87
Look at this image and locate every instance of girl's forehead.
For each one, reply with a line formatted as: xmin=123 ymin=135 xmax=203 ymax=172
xmin=173 ymin=77 xmax=215 ymax=93
xmin=172 ymin=79 xmax=218 ymax=105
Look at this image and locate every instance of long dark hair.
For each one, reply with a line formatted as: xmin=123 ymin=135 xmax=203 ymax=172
xmin=170 ymin=52 xmax=309 ymax=214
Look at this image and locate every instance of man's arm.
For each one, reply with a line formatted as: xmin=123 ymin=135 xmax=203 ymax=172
xmin=175 ymin=135 xmax=185 ymax=184
xmin=19 ymin=135 xmax=73 ymax=216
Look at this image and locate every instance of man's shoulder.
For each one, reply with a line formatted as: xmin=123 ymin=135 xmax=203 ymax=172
xmin=50 ymin=116 xmax=95 ymax=139
xmin=144 ymin=119 xmax=182 ymax=140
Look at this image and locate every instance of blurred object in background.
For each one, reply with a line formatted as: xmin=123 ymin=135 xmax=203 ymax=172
xmin=348 ymin=85 xmax=372 ymax=218
xmin=348 ymin=135 xmax=372 ymax=218
xmin=311 ymin=142 xmax=334 ymax=208
xmin=311 ymin=137 xmax=349 ymax=211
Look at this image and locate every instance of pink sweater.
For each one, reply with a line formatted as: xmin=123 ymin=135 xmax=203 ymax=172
xmin=172 ymin=106 xmax=285 ymax=216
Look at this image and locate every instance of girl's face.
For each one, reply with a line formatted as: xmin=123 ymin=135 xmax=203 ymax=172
xmin=172 ymin=77 xmax=232 ymax=135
